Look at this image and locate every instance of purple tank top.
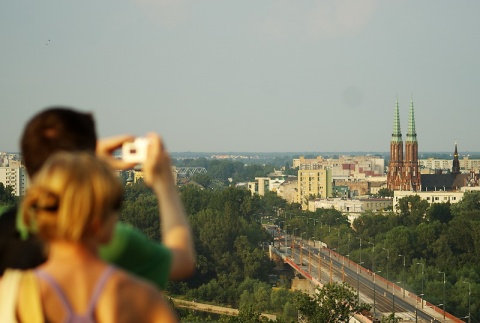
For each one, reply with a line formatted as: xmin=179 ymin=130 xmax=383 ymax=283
xmin=35 ymin=266 xmax=115 ymax=323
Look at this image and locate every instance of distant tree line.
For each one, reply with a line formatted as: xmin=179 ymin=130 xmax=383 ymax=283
xmin=174 ymin=158 xmax=297 ymax=188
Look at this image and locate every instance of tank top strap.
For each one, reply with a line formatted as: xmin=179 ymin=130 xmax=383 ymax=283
xmin=35 ymin=269 xmax=74 ymax=320
xmin=35 ymin=265 xmax=116 ymax=323
xmin=85 ymin=265 xmax=116 ymax=315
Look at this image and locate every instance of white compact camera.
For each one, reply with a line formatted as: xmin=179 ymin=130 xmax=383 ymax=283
xmin=122 ymin=137 xmax=150 ymax=163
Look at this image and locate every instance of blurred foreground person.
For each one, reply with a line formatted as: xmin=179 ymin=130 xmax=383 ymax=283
xmin=13 ymin=152 xmax=178 ymax=322
xmin=0 ymin=107 xmax=195 ymax=288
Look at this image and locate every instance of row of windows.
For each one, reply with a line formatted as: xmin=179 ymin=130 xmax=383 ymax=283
xmin=426 ymin=196 xmax=457 ymax=201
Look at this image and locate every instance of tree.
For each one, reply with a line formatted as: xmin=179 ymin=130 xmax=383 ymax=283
xmin=0 ymin=183 xmax=16 ymax=207
xmin=191 ymin=173 xmax=212 ymax=189
xmin=381 ymin=313 xmax=400 ymax=322
xmin=426 ymin=202 xmax=452 ymax=223
xmin=376 ymin=188 xmax=394 ymax=198
xmin=397 ymin=195 xmax=429 ymax=227
xmin=451 ymin=191 xmax=480 ymax=220
xmin=219 ymin=306 xmax=273 ymax=323
xmin=294 ymin=282 xmax=370 ymax=322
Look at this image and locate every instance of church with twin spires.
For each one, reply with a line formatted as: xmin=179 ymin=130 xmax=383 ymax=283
xmin=387 ymin=98 xmax=479 ymax=192
xmin=387 ymin=98 xmax=421 ymax=191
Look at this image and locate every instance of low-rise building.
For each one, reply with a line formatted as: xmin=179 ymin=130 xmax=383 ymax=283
xmin=393 ymin=190 xmax=465 ymax=213
xmin=308 ymin=197 xmax=392 ymax=213
xmin=247 ymin=172 xmax=296 ymax=197
xmin=333 ymin=179 xmax=369 ymax=197
xmin=277 ymin=177 xmax=298 ymax=204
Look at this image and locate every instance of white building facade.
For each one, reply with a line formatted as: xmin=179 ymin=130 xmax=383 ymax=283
xmin=0 ymin=166 xmax=29 ymax=196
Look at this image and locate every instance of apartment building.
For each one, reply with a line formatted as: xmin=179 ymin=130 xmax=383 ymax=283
xmin=293 ymin=155 xmax=385 ymax=177
xmin=419 ymin=158 xmax=453 ymax=173
xmin=0 ymin=166 xmax=29 ymax=196
xmin=248 ymin=177 xmax=270 ymax=196
xmin=419 ymin=156 xmax=480 ymax=173
xmin=247 ymin=172 xmax=297 ymax=197
xmin=298 ymin=168 xmax=332 ymax=207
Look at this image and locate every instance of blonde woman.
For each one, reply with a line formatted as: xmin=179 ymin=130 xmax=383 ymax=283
xmin=17 ymin=150 xmax=178 ymax=323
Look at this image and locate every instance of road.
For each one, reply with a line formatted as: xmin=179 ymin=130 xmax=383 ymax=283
xmin=171 ymin=298 xmax=277 ymax=321
xmin=270 ymin=233 xmax=458 ymax=322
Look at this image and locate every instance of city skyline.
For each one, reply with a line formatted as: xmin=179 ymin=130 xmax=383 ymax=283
xmin=2 ymin=1 xmax=479 ymax=153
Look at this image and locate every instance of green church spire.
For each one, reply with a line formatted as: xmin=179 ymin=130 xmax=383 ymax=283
xmin=406 ymin=97 xmax=417 ymax=142
xmin=391 ymin=98 xmax=402 ymax=143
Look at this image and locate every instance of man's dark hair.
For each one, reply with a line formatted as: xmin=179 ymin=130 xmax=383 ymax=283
xmin=21 ymin=107 xmax=97 ymax=177
xmin=1 ymin=107 xmax=98 ymax=273
xmin=0 ymin=208 xmax=46 ymax=275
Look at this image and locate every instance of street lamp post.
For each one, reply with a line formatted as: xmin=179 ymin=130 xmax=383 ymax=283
xmin=342 ymin=255 xmax=348 ymax=282
xmin=300 ymin=232 xmax=307 ymax=265
xmin=328 ymin=248 xmax=336 ymax=284
xmin=392 ymin=282 xmax=395 ymax=316
xmin=463 ymin=281 xmax=471 ymax=323
xmin=335 ymin=228 xmax=341 ymax=254
xmin=356 ymin=262 xmax=364 ymax=304
xmin=348 ymin=234 xmax=351 ymax=259
xmin=356 ymin=237 xmax=362 ymax=264
xmin=278 ymin=221 xmax=285 ymax=249
xmin=416 ymin=262 xmax=424 ymax=309
xmin=369 ymin=241 xmax=375 ymax=272
xmin=292 ymin=227 xmax=299 ymax=257
xmin=438 ymin=271 xmax=446 ymax=321
xmin=383 ymin=247 xmax=390 ymax=289
xmin=373 ymin=270 xmax=381 ymax=319
xmin=309 ymin=237 xmax=315 ymax=273
xmin=415 ymin=293 xmax=424 ymax=323
xmin=392 ymin=281 xmax=401 ymax=317
xmin=398 ymin=254 xmax=406 ymax=298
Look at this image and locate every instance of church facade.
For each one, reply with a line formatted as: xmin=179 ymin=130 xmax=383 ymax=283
xmin=387 ymin=98 xmax=479 ymax=192
xmin=387 ymin=98 xmax=421 ymax=191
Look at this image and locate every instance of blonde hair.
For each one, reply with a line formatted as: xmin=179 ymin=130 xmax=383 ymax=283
xmin=22 ymin=152 xmax=123 ymax=243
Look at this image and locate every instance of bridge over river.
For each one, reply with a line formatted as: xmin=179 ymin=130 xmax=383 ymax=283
xmin=266 ymin=227 xmax=463 ymax=323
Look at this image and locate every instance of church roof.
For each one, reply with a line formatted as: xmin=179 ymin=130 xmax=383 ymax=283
xmin=420 ymin=173 xmax=458 ymax=191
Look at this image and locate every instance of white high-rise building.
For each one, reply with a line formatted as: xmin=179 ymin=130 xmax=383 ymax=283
xmin=0 ymin=166 xmax=29 ymax=196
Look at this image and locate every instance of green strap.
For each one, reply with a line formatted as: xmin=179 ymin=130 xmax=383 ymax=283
xmin=16 ymin=206 xmax=30 ymax=240
xmin=0 ymin=205 xmax=8 ymax=217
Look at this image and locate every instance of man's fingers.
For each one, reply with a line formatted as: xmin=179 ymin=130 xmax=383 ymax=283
xmin=97 ymin=135 xmax=135 ymax=154
xmin=107 ymin=159 xmax=138 ymax=170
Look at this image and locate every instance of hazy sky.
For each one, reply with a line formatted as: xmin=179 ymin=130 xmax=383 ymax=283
xmin=1 ymin=1 xmax=479 ymax=153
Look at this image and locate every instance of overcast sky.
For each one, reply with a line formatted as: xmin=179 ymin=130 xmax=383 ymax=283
xmin=1 ymin=1 xmax=479 ymax=153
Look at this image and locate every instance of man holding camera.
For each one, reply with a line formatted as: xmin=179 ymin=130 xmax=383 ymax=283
xmin=0 ymin=107 xmax=195 ymax=288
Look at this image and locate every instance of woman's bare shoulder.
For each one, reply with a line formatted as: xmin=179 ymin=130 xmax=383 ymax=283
xmin=99 ymin=269 xmax=178 ymax=323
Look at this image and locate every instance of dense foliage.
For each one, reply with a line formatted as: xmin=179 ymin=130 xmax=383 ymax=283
xmin=0 ymin=183 xmax=17 ymax=208
xmin=174 ymin=158 xmax=276 ymax=186
xmin=119 ymin=167 xmax=480 ymax=321
xmin=119 ymin=181 xmax=300 ymax=320
xmin=348 ymin=192 xmax=480 ymax=320
xmin=294 ymin=283 xmax=370 ymax=322
xmin=271 ymin=191 xmax=480 ymax=321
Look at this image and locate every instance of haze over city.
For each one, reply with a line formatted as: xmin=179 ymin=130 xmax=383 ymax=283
xmin=1 ymin=1 xmax=479 ymax=153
